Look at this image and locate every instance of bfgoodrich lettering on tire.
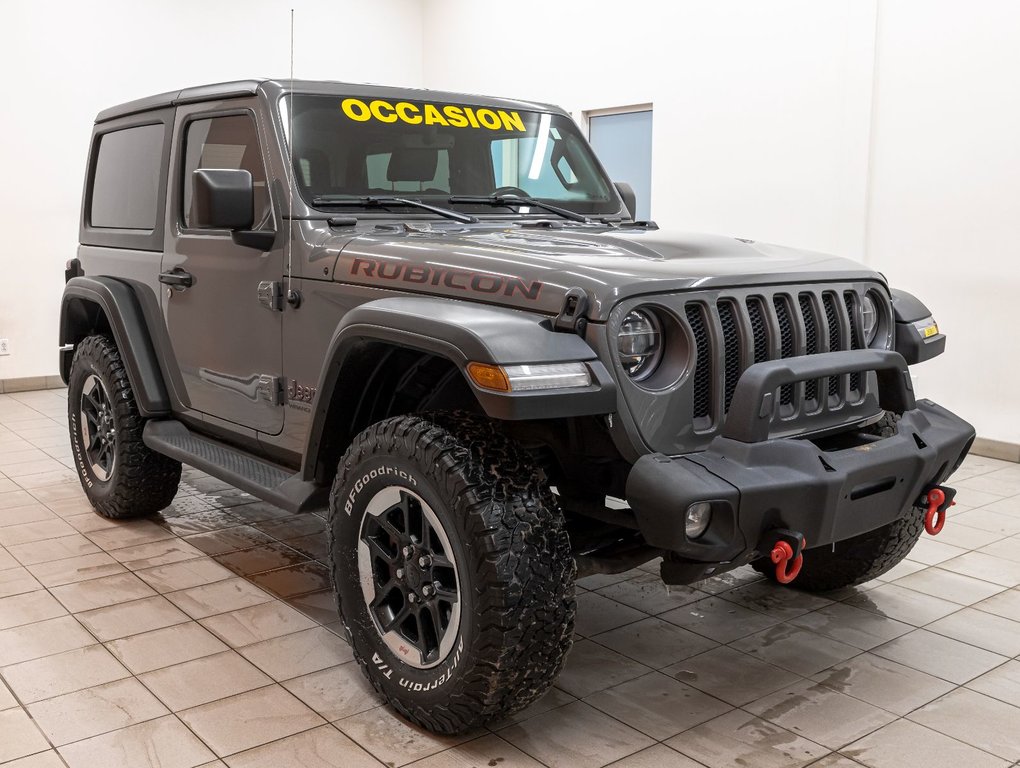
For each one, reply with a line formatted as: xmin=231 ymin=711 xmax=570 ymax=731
xmin=329 ymin=412 xmax=576 ymax=734
xmin=67 ymin=335 xmax=181 ymax=519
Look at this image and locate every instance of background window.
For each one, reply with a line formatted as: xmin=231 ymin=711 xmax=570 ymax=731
xmin=89 ymin=124 xmax=165 ymax=229
xmin=182 ymin=115 xmax=270 ymax=229
xmin=588 ymin=109 xmax=653 ymax=220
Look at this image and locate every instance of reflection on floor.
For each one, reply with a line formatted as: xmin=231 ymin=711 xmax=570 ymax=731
xmin=1 ymin=388 xmax=1020 ymax=768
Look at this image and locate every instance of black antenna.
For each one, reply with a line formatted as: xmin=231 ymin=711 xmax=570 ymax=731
xmin=286 ymin=8 xmax=300 ymax=308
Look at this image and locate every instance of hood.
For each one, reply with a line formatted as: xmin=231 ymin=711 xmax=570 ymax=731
xmin=334 ymin=223 xmax=881 ymax=321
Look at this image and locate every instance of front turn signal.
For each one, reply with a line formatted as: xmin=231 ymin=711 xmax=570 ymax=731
xmin=466 ymin=362 xmax=511 ymax=392
xmin=467 ymin=361 xmax=591 ymax=392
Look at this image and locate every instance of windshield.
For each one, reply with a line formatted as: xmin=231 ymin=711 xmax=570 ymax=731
xmin=281 ymin=94 xmax=620 ymax=215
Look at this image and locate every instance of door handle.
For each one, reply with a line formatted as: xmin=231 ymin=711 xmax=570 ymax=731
xmin=159 ymin=269 xmax=193 ymax=288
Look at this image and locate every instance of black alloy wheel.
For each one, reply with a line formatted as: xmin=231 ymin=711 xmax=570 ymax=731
xmin=358 ymin=485 xmax=461 ymax=669
xmin=78 ymin=373 xmax=117 ymax=481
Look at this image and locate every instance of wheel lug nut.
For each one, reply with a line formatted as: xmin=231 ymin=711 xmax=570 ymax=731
xmin=396 ymin=568 xmax=404 ymax=579
xmin=422 ymin=584 xmax=433 ymax=597
xmin=418 ymin=555 xmax=430 ymax=568
xmin=402 ymin=546 xmax=413 ymax=558
xmin=408 ymin=593 xmax=417 ymax=603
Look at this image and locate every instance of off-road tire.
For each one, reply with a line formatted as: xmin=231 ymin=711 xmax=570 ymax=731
xmin=754 ymin=507 xmax=925 ymax=592
xmin=67 ymin=335 xmax=181 ymax=518
xmin=866 ymin=411 xmax=901 ymax=439
xmin=328 ymin=412 xmax=576 ymax=734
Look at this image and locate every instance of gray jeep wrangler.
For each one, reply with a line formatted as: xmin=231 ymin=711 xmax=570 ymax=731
xmin=61 ymin=79 xmax=974 ymax=733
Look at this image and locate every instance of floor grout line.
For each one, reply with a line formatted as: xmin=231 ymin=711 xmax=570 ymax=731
xmin=3 ymin=391 xmax=1020 ymax=767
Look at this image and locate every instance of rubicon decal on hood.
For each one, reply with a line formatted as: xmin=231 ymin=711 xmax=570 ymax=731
xmin=340 ymin=97 xmax=526 ymax=132
xmin=344 ymin=255 xmax=543 ymax=300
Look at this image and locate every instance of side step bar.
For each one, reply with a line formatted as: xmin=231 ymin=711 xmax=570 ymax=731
xmin=142 ymin=420 xmax=327 ymax=513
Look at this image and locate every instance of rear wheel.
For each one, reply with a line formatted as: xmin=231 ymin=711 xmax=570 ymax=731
xmin=754 ymin=507 xmax=925 ymax=592
xmin=67 ymin=335 xmax=181 ymax=519
xmin=329 ymin=412 xmax=575 ymax=733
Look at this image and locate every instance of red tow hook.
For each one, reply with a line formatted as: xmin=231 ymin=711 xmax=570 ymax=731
xmin=770 ymin=539 xmax=805 ymax=584
xmin=922 ymin=485 xmax=957 ymax=536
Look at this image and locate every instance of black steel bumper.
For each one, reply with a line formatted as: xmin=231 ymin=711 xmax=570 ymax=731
xmin=625 ymin=350 xmax=975 ymax=583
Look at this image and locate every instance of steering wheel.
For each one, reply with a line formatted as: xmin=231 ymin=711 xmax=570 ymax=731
xmin=492 ymin=186 xmax=530 ymax=198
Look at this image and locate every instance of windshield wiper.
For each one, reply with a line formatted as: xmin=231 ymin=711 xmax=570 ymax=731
xmin=311 ymin=195 xmax=477 ymax=224
xmin=448 ymin=195 xmax=590 ymax=224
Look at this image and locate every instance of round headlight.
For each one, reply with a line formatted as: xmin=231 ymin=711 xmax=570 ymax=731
xmin=618 ymin=309 xmax=663 ymax=380
xmin=861 ymin=294 xmax=879 ymax=346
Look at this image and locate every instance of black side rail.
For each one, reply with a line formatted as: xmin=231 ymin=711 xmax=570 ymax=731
xmin=722 ymin=350 xmax=915 ymax=444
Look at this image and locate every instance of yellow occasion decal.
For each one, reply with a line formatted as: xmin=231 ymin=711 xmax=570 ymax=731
xmin=341 ymin=97 xmax=526 ymax=132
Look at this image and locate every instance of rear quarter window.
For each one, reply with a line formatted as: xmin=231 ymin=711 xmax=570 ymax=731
xmin=89 ymin=124 xmax=165 ymax=229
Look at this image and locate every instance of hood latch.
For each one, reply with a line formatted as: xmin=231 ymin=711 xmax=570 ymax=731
xmin=554 ymin=288 xmax=590 ymax=336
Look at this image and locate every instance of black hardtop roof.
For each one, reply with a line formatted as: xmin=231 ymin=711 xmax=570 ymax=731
xmin=95 ymin=79 xmax=561 ymax=123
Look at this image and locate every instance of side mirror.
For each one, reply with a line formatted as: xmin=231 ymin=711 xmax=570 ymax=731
xmin=614 ymin=181 xmax=637 ymax=220
xmin=192 ymin=169 xmax=254 ymax=230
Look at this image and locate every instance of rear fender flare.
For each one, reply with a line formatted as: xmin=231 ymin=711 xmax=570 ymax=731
xmin=60 ymin=277 xmax=170 ymax=416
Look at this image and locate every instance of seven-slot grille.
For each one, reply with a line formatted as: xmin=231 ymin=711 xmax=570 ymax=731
xmin=686 ymin=288 xmax=870 ymax=431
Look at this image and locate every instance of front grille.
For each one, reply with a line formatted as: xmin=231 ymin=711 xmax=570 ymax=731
xmin=718 ymin=301 xmax=741 ymax=411
xmin=685 ymin=286 xmax=871 ymax=431
xmin=823 ymin=293 xmax=842 ymax=398
xmin=686 ymin=304 xmax=711 ymax=420
xmin=844 ymin=292 xmax=862 ymax=394
xmin=748 ymin=297 xmax=769 ymax=364
xmin=799 ymin=294 xmax=819 ymax=403
xmin=773 ymin=296 xmax=795 ymax=406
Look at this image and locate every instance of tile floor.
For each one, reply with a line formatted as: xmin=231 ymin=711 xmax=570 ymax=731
xmin=1 ymin=387 xmax=1019 ymax=767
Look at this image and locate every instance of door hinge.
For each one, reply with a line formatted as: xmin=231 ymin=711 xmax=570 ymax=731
xmin=256 ymin=375 xmax=283 ymax=406
xmin=258 ymin=281 xmax=283 ymax=311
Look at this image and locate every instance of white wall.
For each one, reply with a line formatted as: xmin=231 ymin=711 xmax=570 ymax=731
xmin=421 ymin=0 xmax=1019 ymax=444
xmin=422 ymin=0 xmax=878 ymax=257
xmin=2 ymin=0 xmax=1017 ymax=444
xmin=866 ymin=0 xmax=1020 ymax=443
xmin=0 ymin=0 xmax=423 ymax=382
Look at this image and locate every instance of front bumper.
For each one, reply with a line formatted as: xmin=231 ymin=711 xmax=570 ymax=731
xmin=625 ymin=350 xmax=975 ymax=583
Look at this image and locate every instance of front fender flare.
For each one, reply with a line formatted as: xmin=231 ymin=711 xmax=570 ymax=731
xmin=302 ymin=297 xmax=617 ymax=477
xmin=891 ymin=289 xmax=946 ymax=365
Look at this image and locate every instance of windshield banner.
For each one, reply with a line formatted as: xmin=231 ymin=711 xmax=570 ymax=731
xmin=340 ymin=98 xmax=526 ymax=132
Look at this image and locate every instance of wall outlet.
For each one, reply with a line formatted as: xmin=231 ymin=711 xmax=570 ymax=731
xmin=0 ymin=339 xmax=9 ymax=356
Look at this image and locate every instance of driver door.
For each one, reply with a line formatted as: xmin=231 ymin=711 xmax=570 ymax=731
xmin=160 ymin=103 xmax=285 ymax=434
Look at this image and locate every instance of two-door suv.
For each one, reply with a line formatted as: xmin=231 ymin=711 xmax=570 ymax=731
xmin=61 ymin=79 xmax=974 ymax=733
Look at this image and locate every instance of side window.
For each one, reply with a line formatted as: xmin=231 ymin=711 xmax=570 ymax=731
xmin=182 ymin=114 xmax=270 ymax=229
xmin=90 ymin=124 xmax=165 ymax=229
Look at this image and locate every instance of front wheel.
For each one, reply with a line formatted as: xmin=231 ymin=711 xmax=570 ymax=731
xmin=328 ymin=413 xmax=576 ymax=734
xmin=754 ymin=507 xmax=925 ymax=592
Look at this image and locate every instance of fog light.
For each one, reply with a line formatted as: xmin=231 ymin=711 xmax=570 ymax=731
xmin=685 ymin=502 xmax=712 ymax=539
